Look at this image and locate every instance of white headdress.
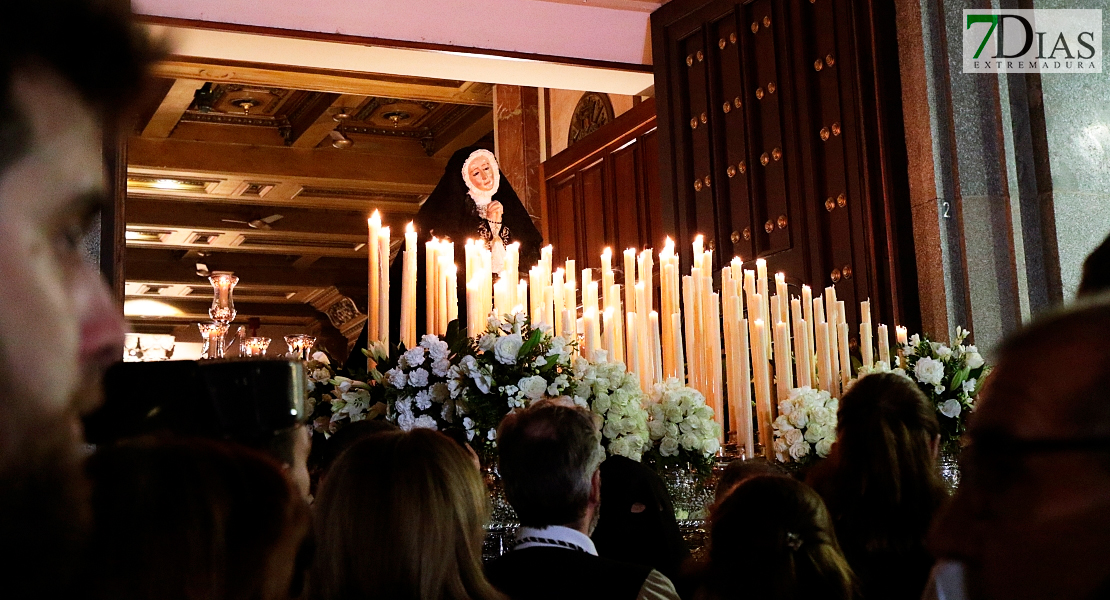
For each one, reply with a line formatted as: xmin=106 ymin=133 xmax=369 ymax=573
xmin=461 ymin=149 xmax=500 ymax=212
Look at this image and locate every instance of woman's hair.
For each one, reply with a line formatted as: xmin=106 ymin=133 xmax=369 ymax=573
xmin=308 ymin=428 xmax=505 ymax=600
xmin=823 ymin=372 xmax=947 ymax=555
xmin=702 ymin=475 xmax=856 ymax=600
xmin=82 ymin=437 xmax=310 ymax=600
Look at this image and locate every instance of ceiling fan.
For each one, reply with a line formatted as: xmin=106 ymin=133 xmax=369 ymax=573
xmin=221 ymin=214 xmax=284 ymax=230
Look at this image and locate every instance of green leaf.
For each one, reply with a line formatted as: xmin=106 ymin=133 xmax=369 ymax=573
xmin=518 ymin=328 xmax=544 ymax=357
xmin=950 ymin=365 xmax=970 ymax=392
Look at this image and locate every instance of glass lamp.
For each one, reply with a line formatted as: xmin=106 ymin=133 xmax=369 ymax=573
xmin=208 ymin=272 xmax=239 ymax=323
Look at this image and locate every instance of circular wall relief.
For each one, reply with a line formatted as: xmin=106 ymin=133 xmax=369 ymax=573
xmin=569 ymin=92 xmax=615 ymax=146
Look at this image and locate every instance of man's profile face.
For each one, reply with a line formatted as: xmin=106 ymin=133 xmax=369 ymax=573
xmin=468 ymin=156 xmax=496 ymax=192
xmin=930 ymin=348 xmax=1110 ymax=599
xmin=0 ymin=68 xmax=125 ymax=463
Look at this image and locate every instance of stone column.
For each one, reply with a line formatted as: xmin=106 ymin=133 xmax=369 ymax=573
xmin=493 ymin=85 xmax=543 ymax=229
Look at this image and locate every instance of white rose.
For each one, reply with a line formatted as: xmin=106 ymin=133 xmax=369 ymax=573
xmin=647 ymin=420 xmax=666 ymax=440
xmin=681 ymin=432 xmax=701 ymax=450
xmin=478 ymin=334 xmax=497 ymax=352
xmin=811 ymin=407 xmax=833 ymax=427
xmin=403 ymin=347 xmax=425 ymax=367
xmin=518 ymin=375 xmax=549 ymax=401
xmin=778 ymin=399 xmax=796 ymax=417
xmin=494 ymin=333 xmax=524 ymax=365
xmin=937 ymin=345 xmax=953 ymax=358
xmin=311 ymin=351 xmax=330 ymax=365
xmin=773 ymin=439 xmax=789 ymax=454
xmin=915 ymin=357 xmax=945 ymax=386
xmin=659 ymin=436 xmax=680 ymax=457
xmin=702 ymin=437 xmax=721 ymax=456
xmin=408 ymin=368 xmax=429 ymax=388
xmin=815 ymin=438 xmax=835 ymax=457
xmin=662 ymin=400 xmax=683 ymax=422
xmin=801 ymin=393 xmax=823 ymax=412
xmin=966 ymin=351 xmax=984 ymax=369
xmin=593 ymin=394 xmax=612 ymax=415
xmin=939 ymin=398 xmax=962 ymax=419
xmin=385 ymin=368 xmax=407 ymax=389
xmin=805 ymin=425 xmax=827 ymax=444
xmin=784 ymin=429 xmax=804 ymax=446
xmin=773 ymin=415 xmax=794 ymax=432
xmin=788 ymin=409 xmax=809 ymax=429
xmin=788 ymin=442 xmax=810 ymax=460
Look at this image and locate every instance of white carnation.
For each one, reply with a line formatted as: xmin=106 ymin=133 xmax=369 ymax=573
xmin=385 ymin=368 xmax=407 ymax=389
xmin=413 ymin=415 xmax=438 ymax=430
xmin=403 ymin=346 xmax=425 ymax=367
xmin=408 ymin=368 xmax=429 ymax=388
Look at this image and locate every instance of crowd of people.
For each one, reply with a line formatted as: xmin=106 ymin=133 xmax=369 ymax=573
xmin=4 ymin=2 xmax=1110 ymax=600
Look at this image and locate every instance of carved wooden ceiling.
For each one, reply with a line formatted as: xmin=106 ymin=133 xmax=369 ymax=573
xmin=124 ymin=66 xmax=495 ymax=352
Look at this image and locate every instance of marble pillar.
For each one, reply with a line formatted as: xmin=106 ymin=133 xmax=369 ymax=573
xmin=493 ymin=85 xmax=543 ymax=232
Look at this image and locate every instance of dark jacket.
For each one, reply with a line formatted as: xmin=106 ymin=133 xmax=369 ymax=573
xmin=486 ymin=546 xmax=653 ymax=600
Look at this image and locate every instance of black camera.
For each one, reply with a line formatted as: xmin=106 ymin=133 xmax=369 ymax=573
xmin=84 ymin=359 xmax=307 ymax=447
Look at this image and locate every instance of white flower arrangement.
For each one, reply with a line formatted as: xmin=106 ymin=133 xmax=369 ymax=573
xmin=382 ymin=334 xmax=464 ymax=434
xmin=900 ymin=326 xmax=990 ymax=451
xmin=453 ymin=312 xmax=575 ymax=452
xmin=772 ymin=386 xmax=837 ymax=466
xmin=568 ymin=353 xmax=651 ymax=462
xmin=645 ymin=377 xmax=721 ymax=472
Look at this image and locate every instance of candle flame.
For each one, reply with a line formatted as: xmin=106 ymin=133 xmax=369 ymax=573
xmin=602 ymin=247 xmax=611 ymax=257
xmin=694 ymin=234 xmax=703 ymax=243
xmin=406 ymin=221 xmax=414 ymax=233
xmin=756 ymin=258 xmax=766 ymax=266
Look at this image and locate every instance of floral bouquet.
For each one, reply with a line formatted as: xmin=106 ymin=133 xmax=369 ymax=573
xmin=307 ymin=343 xmax=388 ymax=437
xmin=900 ymin=326 xmax=989 ymax=452
xmin=567 ymin=354 xmax=651 ymax=462
xmin=380 ymin=333 xmax=465 ymax=434
xmin=644 ymin=377 xmax=721 ymax=475
xmin=451 ymin=312 xmax=575 ymax=454
xmin=772 ymin=386 xmax=837 ymax=466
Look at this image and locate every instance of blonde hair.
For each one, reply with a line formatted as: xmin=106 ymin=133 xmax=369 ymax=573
xmin=308 ymin=429 xmax=505 ymax=600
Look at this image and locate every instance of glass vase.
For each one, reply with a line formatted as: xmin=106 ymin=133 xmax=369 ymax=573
xmin=661 ymin=463 xmax=713 ymax=523
xmin=284 ymin=334 xmax=316 ymax=361
xmin=208 ymin=272 xmax=239 ymax=323
xmin=243 ymin=337 xmax=271 ymax=357
xmin=198 ymin=322 xmax=230 ymax=359
xmin=939 ymin=448 xmax=961 ymax=493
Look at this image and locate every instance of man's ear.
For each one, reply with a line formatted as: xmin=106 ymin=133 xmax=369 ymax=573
xmin=590 ymin=469 xmax=602 ymax=505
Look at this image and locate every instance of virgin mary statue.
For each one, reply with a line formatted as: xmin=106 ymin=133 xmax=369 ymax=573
xmin=388 ymin=146 xmax=543 ymax=340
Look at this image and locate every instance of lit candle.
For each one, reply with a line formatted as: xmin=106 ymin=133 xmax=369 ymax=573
xmin=584 ymin=307 xmax=598 ymax=361
xmin=626 ymin=312 xmax=641 ymax=390
xmin=733 ymin=310 xmax=754 ymax=458
xmin=896 ymin=325 xmax=909 ymax=368
xmin=623 ymin=249 xmax=637 ymax=317
xmin=367 ymin=212 xmax=381 ymax=343
xmin=802 ymin=285 xmax=814 ymax=377
xmin=438 ymin=255 xmax=450 ymax=335
xmin=793 ymin=316 xmax=811 ymax=387
xmin=775 ymin=273 xmax=788 ymax=322
xmin=378 ymin=227 xmax=390 ymax=349
xmin=601 ymin=248 xmax=614 ymax=313
xmin=815 ymin=320 xmax=831 ymax=392
xmin=708 ymin=298 xmax=724 ymax=441
xmin=426 ymin=237 xmax=439 ymax=335
xmin=683 ymin=276 xmax=699 ymax=391
xmin=552 ymin=269 xmax=565 ymax=337
xmin=757 ymin=259 xmax=769 ymax=351
xmin=825 ymin=287 xmax=840 ymax=395
xmin=603 ymin=307 xmax=615 ymax=361
xmin=610 ymin=283 xmax=624 ymax=363
xmin=401 ymin=222 xmax=417 ymax=348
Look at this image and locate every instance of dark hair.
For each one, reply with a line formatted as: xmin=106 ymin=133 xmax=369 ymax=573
xmin=308 ymin=429 xmax=504 ymax=600
xmin=813 ymin=373 xmax=946 ymax=599
xmin=82 ymin=437 xmax=310 ymax=600
xmin=497 ymin=400 xmax=606 ymax=527
xmin=714 ymin=457 xmax=789 ymax=504
xmin=309 ymin=419 xmax=398 ymax=480
xmin=701 ymin=475 xmax=856 ymax=600
xmin=0 ymin=0 xmax=156 ymax=171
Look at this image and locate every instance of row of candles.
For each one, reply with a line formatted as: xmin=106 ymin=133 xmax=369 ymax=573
xmin=197 ymin=272 xmax=317 ymax=360
xmin=366 ymin=213 xmax=912 ymax=456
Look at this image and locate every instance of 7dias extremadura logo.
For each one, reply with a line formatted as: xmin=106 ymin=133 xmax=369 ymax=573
xmin=964 ymin=9 xmax=1102 ymax=73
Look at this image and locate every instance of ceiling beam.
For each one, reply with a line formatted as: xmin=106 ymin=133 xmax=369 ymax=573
xmin=432 ymin=106 xmax=494 ymax=158
xmin=290 ymin=93 xmax=365 ymax=149
xmin=126 ymin=248 xmax=367 ymax=289
xmin=128 ymin=135 xmax=447 ymax=192
xmin=126 ymin=196 xmax=397 ymax=237
xmin=141 ymin=78 xmax=207 ymax=138
xmin=153 ymin=58 xmax=495 ymax=106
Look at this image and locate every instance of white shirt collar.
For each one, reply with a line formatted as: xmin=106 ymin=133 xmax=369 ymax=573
xmin=514 ymin=525 xmax=598 ymax=556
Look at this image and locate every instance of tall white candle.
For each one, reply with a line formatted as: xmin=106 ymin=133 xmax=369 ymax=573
xmin=752 ymin=319 xmax=774 ymax=455
xmin=877 ymin=323 xmax=890 ymax=365
xmin=367 ymin=212 xmax=381 ymax=343
xmin=837 ymin=321 xmax=851 ymax=389
xmin=672 ymin=312 xmax=685 ymax=384
xmin=447 ymin=264 xmax=458 ymax=328
xmin=552 ymin=269 xmax=565 ymax=337
xmin=378 ymin=227 xmax=390 ymax=350
xmin=426 ymin=237 xmax=439 ymax=335
xmin=623 ymin=249 xmax=637 ymax=317
xmin=401 ymin=222 xmax=417 ymax=349
xmin=650 ymin=311 xmax=664 ymax=385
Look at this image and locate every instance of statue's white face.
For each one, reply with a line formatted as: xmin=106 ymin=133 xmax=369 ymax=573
xmin=467 ymin=156 xmax=497 ymax=192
